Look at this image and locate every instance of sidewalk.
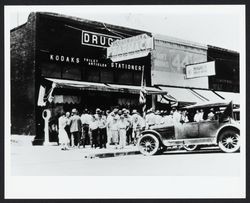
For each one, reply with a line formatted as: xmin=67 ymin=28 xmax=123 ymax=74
xmin=81 ymin=145 xmax=140 ymax=158
xmin=11 ymin=135 xmax=140 ymax=159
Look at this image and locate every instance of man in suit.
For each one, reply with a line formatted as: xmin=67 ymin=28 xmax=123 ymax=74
xmin=69 ymin=108 xmax=82 ymax=147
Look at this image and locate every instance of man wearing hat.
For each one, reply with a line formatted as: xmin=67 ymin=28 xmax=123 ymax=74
xmin=96 ymin=108 xmax=107 ymax=148
xmin=69 ymin=108 xmax=82 ymax=147
xmin=131 ymin=109 xmax=145 ymax=145
xmin=124 ymin=110 xmax=132 ymax=145
xmin=118 ymin=114 xmax=129 ymax=149
xmin=80 ymin=109 xmax=92 ymax=147
xmin=106 ymin=111 xmax=113 ymax=145
xmin=110 ymin=113 xmax=119 ymax=148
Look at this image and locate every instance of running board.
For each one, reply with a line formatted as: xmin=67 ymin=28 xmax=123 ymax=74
xmin=163 ymin=137 xmax=217 ymax=146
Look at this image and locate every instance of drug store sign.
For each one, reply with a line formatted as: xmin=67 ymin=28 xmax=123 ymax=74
xmin=81 ymin=30 xmax=120 ymax=48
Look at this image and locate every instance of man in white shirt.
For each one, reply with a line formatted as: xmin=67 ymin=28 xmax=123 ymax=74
xmin=80 ymin=109 xmax=92 ymax=147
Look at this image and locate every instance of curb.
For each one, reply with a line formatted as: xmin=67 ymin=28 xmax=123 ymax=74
xmin=84 ymin=150 xmax=140 ymax=159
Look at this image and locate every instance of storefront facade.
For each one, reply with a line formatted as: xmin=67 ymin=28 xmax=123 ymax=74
xmin=150 ymin=34 xmax=227 ymax=108
xmin=11 ymin=12 xmax=156 ymax=141
xmin=11 ymin=12 xmax=240 ymax=144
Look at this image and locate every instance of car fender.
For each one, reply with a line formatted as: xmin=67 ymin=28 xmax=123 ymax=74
xmin=215 ymin=123 xmax=240 ymax=142
xmin=140 ymin=130 xmax=164 ymax=144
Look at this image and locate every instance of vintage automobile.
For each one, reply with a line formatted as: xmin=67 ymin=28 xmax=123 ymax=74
xmin=137 ymin=101 xmax=240 ymax=155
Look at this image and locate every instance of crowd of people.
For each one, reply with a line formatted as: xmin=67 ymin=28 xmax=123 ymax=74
xmin=55 ymin=108 xmax=145 ymax=150
xmin=53 ymin=106 xmax=216 ymax=150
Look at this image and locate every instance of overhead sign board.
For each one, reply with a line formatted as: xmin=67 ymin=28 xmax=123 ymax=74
xmin=107 ymin=34 xmax=153 ymax=62
xmin=186 ymin=61 xmax=215 ymax=79
xmin=81 ymin=30 xmax=120 ymax=48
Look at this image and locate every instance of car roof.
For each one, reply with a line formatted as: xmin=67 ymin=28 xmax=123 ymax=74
xmin=182 ymin=101 xmax=231 ymax=110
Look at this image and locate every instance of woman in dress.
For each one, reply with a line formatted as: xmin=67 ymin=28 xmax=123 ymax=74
xmin=58 ymin=112 xmax=70 ymax=150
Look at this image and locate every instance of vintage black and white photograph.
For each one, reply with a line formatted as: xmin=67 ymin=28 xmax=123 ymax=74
xmin=5 ymin=5 xmax=245 ymax=198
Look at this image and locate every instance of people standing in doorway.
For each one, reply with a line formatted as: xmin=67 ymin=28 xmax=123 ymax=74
xmin=58 ymin=112 xmax=70 ymax=150
xmin=69 ymin=108 xmax=82 ymax=148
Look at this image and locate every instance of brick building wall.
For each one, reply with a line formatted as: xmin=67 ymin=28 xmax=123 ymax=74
xmin=11 ymin=12 xmax=37 ymax=135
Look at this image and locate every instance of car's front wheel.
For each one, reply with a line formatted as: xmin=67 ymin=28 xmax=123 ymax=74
xmin=218 ymin=130 xmax=240 ymax=153
xmin=138 ymin=134 xmax=160 ymax=156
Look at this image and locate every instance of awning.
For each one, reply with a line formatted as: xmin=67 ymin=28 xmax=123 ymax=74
xmin=215 ymin=91 xmax=240 ymax=105
xmin=107 ymin=83 xmax=168 ymax=95
xmin=157 ymin=86 xmax=206 ymax=104
xmin=191 ymin=89 xmax=225 ymax=103
xmin=45 ymin=78 xmax=167 ymax=95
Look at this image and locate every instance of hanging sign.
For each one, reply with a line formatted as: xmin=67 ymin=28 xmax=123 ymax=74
xmin=107 ymin=34 xmax=154 ymax=62
xmin=186 ymin=61 xmax=215 ymax=79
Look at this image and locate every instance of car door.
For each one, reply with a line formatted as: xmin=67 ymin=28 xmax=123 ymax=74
xmin=198 ymin=120 xmax=220 ymax=138
xmin=176 ymin=122 xmax=199 ymax=139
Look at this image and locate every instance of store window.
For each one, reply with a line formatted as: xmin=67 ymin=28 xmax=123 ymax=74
xmin=100 ymin=70 xmax=114 ymax=83
xmin=117 ymin=71 xmax=133 ymax=85
xmin=86 ymin=69 xmax=100 ymax=82
xmin=41 ymin=63 xmax=62 ymax=78
xmin=133 ymin=72 xmax=142 ymax=86
xmin=62 ymin=65 xmax=81 ymax=80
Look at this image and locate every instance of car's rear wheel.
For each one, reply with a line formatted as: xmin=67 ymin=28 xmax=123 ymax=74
xmin=218 ymin=130 xmax=240 ymax=153
xmin=183 ymin=145 xmax=198 ymax=151
xmin=138 ymin=134 xmax=160 ymax=156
